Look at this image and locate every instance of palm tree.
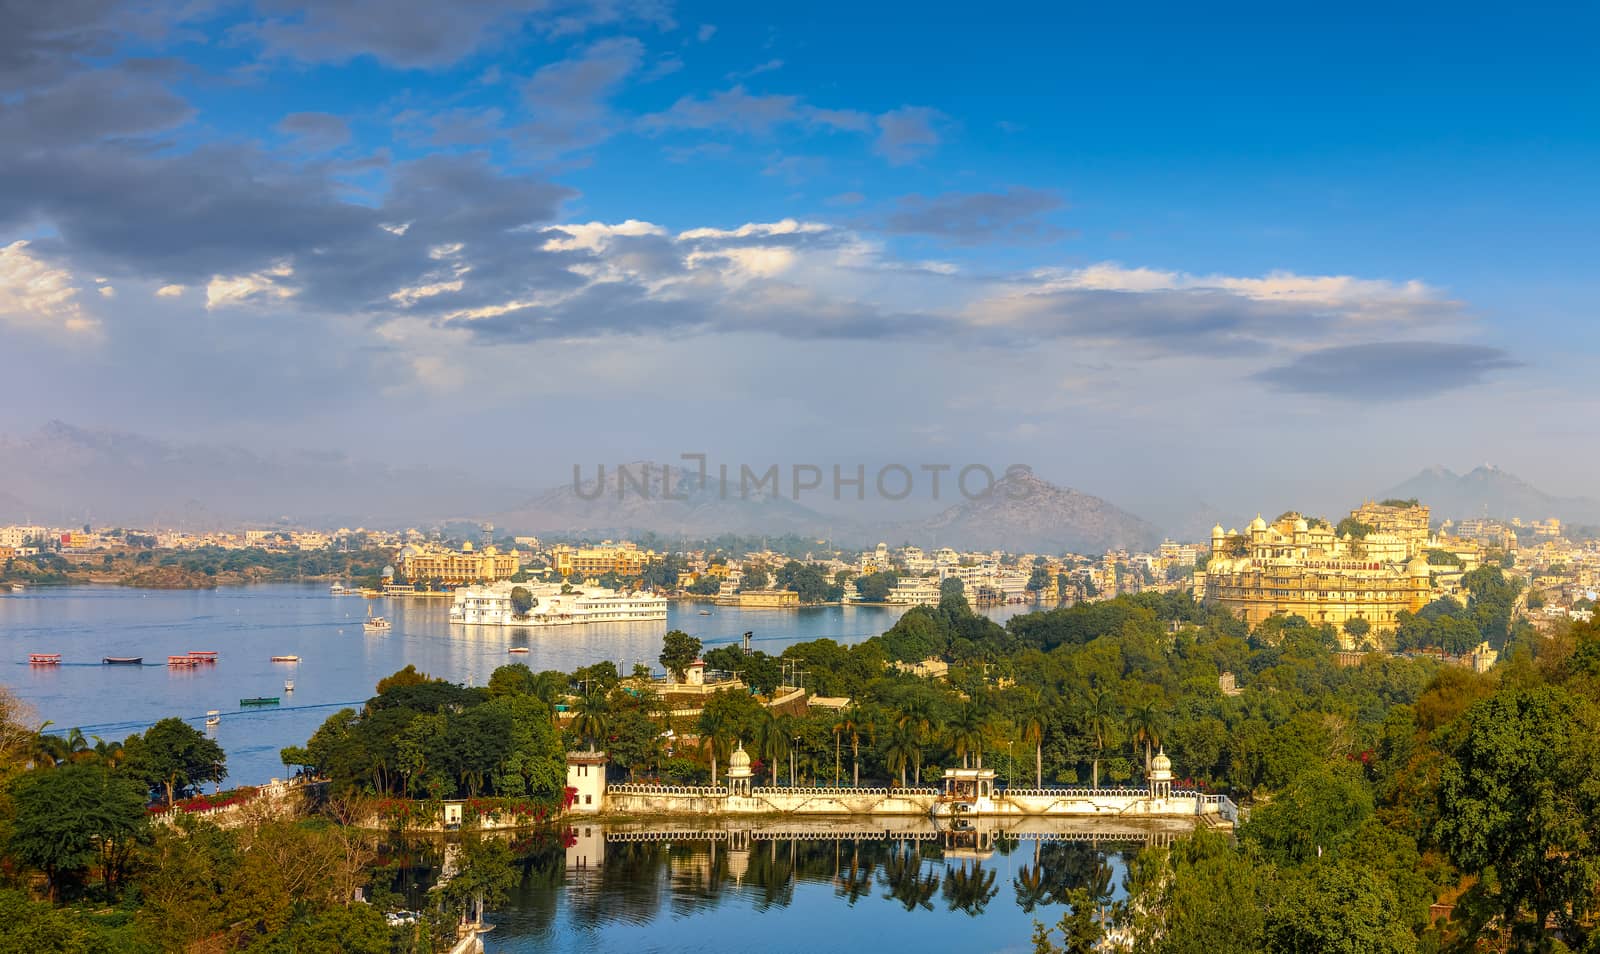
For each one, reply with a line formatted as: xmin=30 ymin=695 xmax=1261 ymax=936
xmin=1020 ymin=703 xmax=1045 ymax=789
xmin=756 ymin=711 xmax=790 ymax=786
xmin=696 ymin=708 xmax=733 ymax=785
xmin=1082 ymin=687 xmax=1120 ymax=789
xmin=883 ymin=721 xmax=920 ymax=788
xmin=572 ymin=693 xmax=611 ymax=751
xmin=949 ymin=703 xmax=987 ymax=769
xmin=91 ymin=736 xmax=125 ymax=769
xmin=1126 ymin=700 xmax=1165 ymax=777
xmin=897 ymin=702 xmax=934 ymax=785
xmin=840 ymin=706 xmax=870 ymax=787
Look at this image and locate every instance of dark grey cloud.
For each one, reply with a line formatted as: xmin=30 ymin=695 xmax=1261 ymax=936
xmin=276 ymin=111 xmax=351 ymax=151
xmin=0 ymin=0 xmax=120 ymax=92
xmin=878 ymin=188 xmax=1065 ymax=244
xmin=0 ymin=67 xmax=193 ymax=151
xmin=250 ymin=0 xmax=672 ymax=68
xmin=640 ymin=86 xmax=870 ymax=137
xmin=1253 ymin=342 xmax=1522 ymax=400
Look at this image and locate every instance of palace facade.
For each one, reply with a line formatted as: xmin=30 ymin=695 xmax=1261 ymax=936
xmin=1198 ymin=508 xmax=1436 ymax=646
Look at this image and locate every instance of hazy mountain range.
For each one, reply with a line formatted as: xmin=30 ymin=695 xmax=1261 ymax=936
xmin=1382 ymin=465 xmax=1600 ymax=525
xmin=2 ymin=422 xmax=1592 ymax=548
xmin=0 ymin=421 xmax=525 ymax=529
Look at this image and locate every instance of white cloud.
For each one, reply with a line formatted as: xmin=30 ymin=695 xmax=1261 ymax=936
xmin=155 ymin=284 xmax=186 ymax=298
xmin=206 ymin=262 xmax=296 ymax=310
xmin=0 ymin=240 xmax=101 ymax=338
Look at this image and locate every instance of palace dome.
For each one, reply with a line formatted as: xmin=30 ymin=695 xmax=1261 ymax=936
xmin=1249 ymin=514 xmax=1267 ymax=531
xmin=1151 ymin=748 xmax=1173 ymax=779
xmin=729 ymin=742 xmax=751 ymax=770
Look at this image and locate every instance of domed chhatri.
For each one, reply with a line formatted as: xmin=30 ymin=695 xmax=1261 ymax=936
xmin=726 ymin=741 xmax=754 ymax=797
xmin=1148 ymin=747 xmax=1174 ymax=799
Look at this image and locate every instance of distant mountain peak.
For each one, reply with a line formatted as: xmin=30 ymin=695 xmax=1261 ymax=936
xmin=889 ymin=470 xmax=1161 ymax=554
xmin=1385 ymin=465 xmax=1600 ymax=524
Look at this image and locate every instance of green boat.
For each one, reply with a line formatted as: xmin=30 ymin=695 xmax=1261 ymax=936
xmin=240 ymin=697 xmax=279 ymax=707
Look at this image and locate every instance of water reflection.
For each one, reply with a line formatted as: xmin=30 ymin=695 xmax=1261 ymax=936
xmin=392 ymin=818 xmax=1183 ymax=954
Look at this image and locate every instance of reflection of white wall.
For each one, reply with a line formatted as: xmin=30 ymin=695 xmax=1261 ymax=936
xmin=566 ymin=824 xmax=605 ymax=871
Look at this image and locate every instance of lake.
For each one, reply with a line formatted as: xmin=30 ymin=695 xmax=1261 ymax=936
xmin=0 ymin=584 xmax=1034 ymax=785
xmin=401 ymin=819 xmax=1148 ymax=954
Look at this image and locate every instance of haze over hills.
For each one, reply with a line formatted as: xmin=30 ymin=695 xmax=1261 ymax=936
xmin=1382 ymin=465 xmax=1600 ymax=525
xmin=886 ymin=466 xmax=1165 ymax=554
xmin=12 ymin=422 xmax=1593 ymax=550
xmin=0 ymin=421 xmax=525 ymax=529
xmin=489 ymin=462 xmax=866 ymax=542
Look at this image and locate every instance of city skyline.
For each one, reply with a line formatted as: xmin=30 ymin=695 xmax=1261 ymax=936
xmin=3 ymin=2 xmax=1598 ymax=516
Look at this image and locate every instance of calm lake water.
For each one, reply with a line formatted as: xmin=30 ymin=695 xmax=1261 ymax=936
xmin=0 ymin=584 xmax=1033 ymax=785
xmin=425 ymin=820 xmax=1147 ymax=954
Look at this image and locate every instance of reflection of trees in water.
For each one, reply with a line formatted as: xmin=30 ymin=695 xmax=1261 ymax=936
xmin=743 ymin=838 xmax=796 ymax=909
xmin=434 ymin=831 xmax=1142 ymax=936
xmin=1011 ymin=840 xmax=1129 ymax=915
xmin=665 ymin=841 xmax=729 ymax=918
xmin=943 ymin=860 xmax=998 ymax=916
xmin=880 ymin=845 xmax=941 ymax=912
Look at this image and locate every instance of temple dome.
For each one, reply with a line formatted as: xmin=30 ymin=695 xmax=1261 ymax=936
xmin=729 ymin=741 xmax=751 ymax=770
xmin=1151 ymin=748 xmax=1173 ymax=779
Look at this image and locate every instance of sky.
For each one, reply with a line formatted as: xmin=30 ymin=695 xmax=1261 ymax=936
xmin=1 ymin=0 xmax=1597 ymax=523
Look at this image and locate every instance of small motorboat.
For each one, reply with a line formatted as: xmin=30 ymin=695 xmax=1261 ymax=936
xmin=240 ymin=697 xmax=279 ymax=707
xmin=168 ymin=655 xmax=201 ymax=667
xmin=330 ymin=582 xmax=346 ymax=595
xmin=187 ymin=651 xmax=218 ymax=662
xmin=270 ymin=655 xmax=300 ymax=663
xmin=284 ymin=680 xmax=295 ymax=692
xmin=102 ymin=656 xmax=143 ymax=665
xmin=205 ymin=709 xmax=221 ymax=726
xmin=28 ymin=652 xmax=61 ymax=665
xmin=698 ymin=610 xmax=712 ymax=615
xmin=508 ymin=647 xmax=530 ymax=654
xmin=362 ymin=606 xmax=391 ymax=633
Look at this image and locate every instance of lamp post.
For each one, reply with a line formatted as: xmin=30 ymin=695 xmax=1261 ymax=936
xmin=791 ymin=735 xmax=800 ymax=788
xmin=1008 ymin=741 xmax=1014 ymax=788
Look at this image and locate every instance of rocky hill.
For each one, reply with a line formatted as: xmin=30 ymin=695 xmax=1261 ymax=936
xmin=1383 ymin=465 xmax=1600 ymax=524
xmin=888 ymin=466 xmax=1163 ymax=554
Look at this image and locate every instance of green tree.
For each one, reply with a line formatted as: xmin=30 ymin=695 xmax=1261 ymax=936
xmin=739 ymin=563 xmax=769 ymax=591
xmin=508 ymin=585 xmax=534 ymax=617
xmin=1436 ymin=685 xmax=1600 ymax=945
xmin=1082 ymin=687 xmax=1120 ymax=789
xmin=123 ymin=716 xmax=227 ymax=805
xmin=853 ymin=571 xmax=898 ymax=603
xmin=1342 ymin=616 xmax=1372 ymax=644
xmin=1242 ymin=764 xmax=1374 ymax=865
xmin=0 ymin=889 xmax=109 ymax=952
xmin=9 ymin=762 xmax=147 ymax=899
xmin=659 ymin=629 xmax=703 ymax=681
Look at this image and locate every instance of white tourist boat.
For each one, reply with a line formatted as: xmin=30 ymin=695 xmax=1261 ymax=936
xmin=362 ymin=606 xmax=391 ymax=632
xmin=449 ymin=581 xmax=667 ymax=627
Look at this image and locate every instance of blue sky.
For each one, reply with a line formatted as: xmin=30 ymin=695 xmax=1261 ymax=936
xmin=1 ymin=0 xmax=1596 ymax=523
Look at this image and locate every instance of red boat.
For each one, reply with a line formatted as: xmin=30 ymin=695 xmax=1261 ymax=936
xmin=28 ymin=653 xmax=61 ymax=665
